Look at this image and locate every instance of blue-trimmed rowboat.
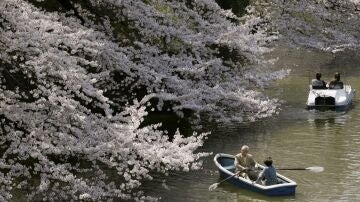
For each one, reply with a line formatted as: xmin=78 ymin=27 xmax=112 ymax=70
xmin=214 ymin=153 xmax=297 ymax=196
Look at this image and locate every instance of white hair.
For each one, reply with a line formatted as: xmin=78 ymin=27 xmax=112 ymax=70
xmin=241 ymin=145 xmax=249 ymax=151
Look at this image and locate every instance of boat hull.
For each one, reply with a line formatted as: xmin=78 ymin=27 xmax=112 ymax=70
xmin=306 ymin=85 xmax=355 ymax=111
xmin=306 ymin=104 xmax=350 ymax=111
xmin=214 ymin=153 xmax=297 ymax=196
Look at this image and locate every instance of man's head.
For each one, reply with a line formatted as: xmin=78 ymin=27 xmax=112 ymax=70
xmin=334 ymin=72 xmax=340 ymax=81
xmin=316 ymin=72 xmax=322 ymax=80
xmin=264 ymin=157 xmax=273 ymax=167
xmin=241 ymin=145 xmax=249 ymax=155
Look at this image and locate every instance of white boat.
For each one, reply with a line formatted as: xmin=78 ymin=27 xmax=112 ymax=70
xmin=306 ymin=85 xmax=355 ymax=110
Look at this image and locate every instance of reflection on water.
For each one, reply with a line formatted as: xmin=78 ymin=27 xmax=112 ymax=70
xmin=143 ymin=48 xmax=360 ymax=201
xmin=307 ymin=111 xmax=348 ymax=128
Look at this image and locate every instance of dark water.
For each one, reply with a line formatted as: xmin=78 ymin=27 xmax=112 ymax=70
xmin=142 ymin=46 xmax=360 ymax=201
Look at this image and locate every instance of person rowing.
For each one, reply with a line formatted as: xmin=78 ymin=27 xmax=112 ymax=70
xmin=234 ymin=145 xmax=259 ymax=181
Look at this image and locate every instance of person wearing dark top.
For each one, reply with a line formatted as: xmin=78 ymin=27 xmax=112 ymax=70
xmin=254 ymin=157 xmax=278 ymax=186
xmin=328 ymin=72 xmax=343 ymax=89
xmin=311 ymin=72 xmax=326 ymax=89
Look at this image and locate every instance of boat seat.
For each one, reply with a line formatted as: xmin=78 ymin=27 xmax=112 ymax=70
xmin=223 ymin=165 xmax=235 ymax=170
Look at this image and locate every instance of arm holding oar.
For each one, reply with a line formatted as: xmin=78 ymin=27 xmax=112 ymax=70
xmin=209 ymin=145 xmax=259 ymax=191
xmin=234 ymin=145 xmax=259 ymax=181
xmin=253 ymin=158 xmax=324 ymax=186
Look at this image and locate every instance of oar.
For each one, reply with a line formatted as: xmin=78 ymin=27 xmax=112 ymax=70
xmin=209 ymin=171 xmax=244 ymax=191
xmin=208 ymin=174 xmax=236 ymax=191
xmin=277 ymin=166 xmax=324 ymax=173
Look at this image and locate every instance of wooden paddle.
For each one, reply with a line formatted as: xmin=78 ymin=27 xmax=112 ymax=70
xmin=208 ymin=170 xmax=245 ymax=191
xmin=277 ymin=166 xmax=324 ymax=173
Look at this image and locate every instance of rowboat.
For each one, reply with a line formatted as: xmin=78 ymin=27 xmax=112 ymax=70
xmin=306 ymin=85 xmax=355 ymax=110
xmin=214 ymin=153 xmax=297 ymax=196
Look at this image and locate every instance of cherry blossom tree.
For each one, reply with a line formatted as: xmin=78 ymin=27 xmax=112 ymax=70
xmin=8 ymin=0 xmax=359 ymax=200
xmin=0 ymin=0 xmax=288 ymax=200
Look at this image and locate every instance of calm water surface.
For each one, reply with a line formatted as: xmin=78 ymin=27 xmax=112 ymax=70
xmin=143 ymin=46 xmax=360 ymax=201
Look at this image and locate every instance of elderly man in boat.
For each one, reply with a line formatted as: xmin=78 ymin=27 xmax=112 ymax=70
xmin=234 ymin=145 xmax=259 ymax=181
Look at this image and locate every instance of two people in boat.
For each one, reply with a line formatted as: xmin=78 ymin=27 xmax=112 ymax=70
xmin=311 ymin=72 xmax=344 ymax=89
xmin=234 ymin=145 xmax=278 ymax=185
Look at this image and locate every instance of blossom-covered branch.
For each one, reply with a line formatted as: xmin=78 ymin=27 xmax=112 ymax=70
xmin=0 ymin=0 xmax=286 ymax=200
xmin=269 ymin=0 xmax=360 ymax=52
